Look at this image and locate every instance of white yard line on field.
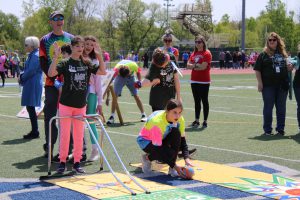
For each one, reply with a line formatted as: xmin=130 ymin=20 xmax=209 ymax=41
xmin=0 ymin=90 xmax=19 ymax=94
xmin=138 ymin=89 xmax=262 ymax=100
xmin=0 ymin=112 xmax=299 ymax=163
xmin=0 ymin=94 xmax=21 ymax=98
xmin=107 ymin=130 xmax=300 ymax=163
xmin=212 ymin=79 xmax=256 ymax=82
xmin=0 ymin=114 xmax=20 ymax=119
xmin=120 ymin=101 xmax=297 ymax=120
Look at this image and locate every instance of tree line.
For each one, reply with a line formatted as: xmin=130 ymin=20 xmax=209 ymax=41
xmin=0 ymin=0 xmax=300 ymax=58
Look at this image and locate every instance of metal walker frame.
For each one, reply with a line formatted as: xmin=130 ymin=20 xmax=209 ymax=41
xmin=46 ymin=114 xmax=150 ymax=195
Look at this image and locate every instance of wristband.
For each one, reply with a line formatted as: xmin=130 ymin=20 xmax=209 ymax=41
xmin=54 ymin=79 xmax=63 ymax=89
xmin=134 ymin=81 xmax=142 ymax=89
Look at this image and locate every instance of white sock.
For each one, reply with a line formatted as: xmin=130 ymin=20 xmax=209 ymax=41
xmin=141 ymin=112 xmax=146 ymax=116
xmin=110 ymin=113 xmax=115 ymax=118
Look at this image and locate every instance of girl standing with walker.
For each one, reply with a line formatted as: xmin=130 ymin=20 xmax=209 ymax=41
xmin=48 ymin=36 xmax=105 ymax=174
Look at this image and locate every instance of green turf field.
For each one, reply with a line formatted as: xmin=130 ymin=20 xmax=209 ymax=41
xmin=1 ymin=73 xmax=300 ymax=179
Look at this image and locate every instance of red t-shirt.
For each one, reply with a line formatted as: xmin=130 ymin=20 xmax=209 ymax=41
xmin=189 ymin=50 xmax=212 ymax=83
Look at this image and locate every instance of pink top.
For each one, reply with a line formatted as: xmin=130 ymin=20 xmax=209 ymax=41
xmin=104 ymin=52 xmax=110 ymax=62
xmin=0 ymin=55 xmax=7 ymax=72
xmin=89 ymin=74 xmax=102 ymax=105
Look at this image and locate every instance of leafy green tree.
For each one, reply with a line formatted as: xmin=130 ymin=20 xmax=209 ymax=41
xmin=246 ymin=17 xmax=257 ymax=32
xmin=0 ymin=11 xmax=21 ymax=50
xmin=98 ymin=1 xmax=119 ymax=58
xmin=264 ymin=0 xmax=296 ymax=50
xmin=214 ymin=15 xmax=241 ymax=47
xmin=22 ymin=7 xmax=53 ymax=38
xmin=117 ymin=0 xmax=165 ymax=53
xmin=220 ymin=14 xmax=230 ymax=24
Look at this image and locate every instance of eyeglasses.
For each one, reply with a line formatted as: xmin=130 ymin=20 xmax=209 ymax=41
xmin=268 ymin=38 xmax=277 ymax=42
xmin=195 ymin=41 xmax=203 ymax=44
xmin=51 ymin=16 xmax=64 ymax=21
xmin=164 ymin=39 xmax=172 ymax=43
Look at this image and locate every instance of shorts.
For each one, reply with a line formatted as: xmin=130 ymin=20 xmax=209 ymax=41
xmin=113 ymin=75 xmax=137 ymax=96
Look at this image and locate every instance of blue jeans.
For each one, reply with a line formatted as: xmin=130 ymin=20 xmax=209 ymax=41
xmin=113 ymin=75 xmax=137 ymax=96
xmin=293 ymin=86 xmax=300 ymax=130
xmin=262 ymin=86 xmax=288 ymax=133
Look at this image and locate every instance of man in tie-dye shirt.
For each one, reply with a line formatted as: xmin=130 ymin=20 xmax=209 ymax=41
xmin=40 ymin=10 xmax=74 ymax=158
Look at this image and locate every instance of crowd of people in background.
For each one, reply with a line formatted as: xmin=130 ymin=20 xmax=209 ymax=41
xmin=0 ymin=50 xmax=22 ymax=87
xmin=219 ymin=50 xmax=259 ymax=69
xmin=112 ymin=49 xmax=261 ymax=71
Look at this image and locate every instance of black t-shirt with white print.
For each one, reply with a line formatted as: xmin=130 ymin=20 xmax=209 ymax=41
xmin=145 ymin=62 xmax=178 ymax=109
xmin=57 ymin=57 xmax=98 ymax=108
xmin=254 ymin=51 xmax=288 ymax=87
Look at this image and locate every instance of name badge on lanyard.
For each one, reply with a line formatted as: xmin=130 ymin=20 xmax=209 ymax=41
xmin=275 ymin=66 xmax=280 ymax=73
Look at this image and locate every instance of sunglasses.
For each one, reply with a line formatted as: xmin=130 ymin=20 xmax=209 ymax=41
xmin=195 ymin=40 xmax=203 ymax=44
xmin=268 ymin=38 xmax=277 ymax=42
xmin=164 ymin=39 xmax=172 ymax=43
xmin=51 ymin=16 xmax=64 ymax=21
xmin=24 ymin=44 xmax=29 ymax=47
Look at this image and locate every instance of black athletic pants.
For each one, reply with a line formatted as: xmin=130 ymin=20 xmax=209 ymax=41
xmin=143 ymin=128 xmax=181 ymax=168
xmin=44 ymin=86 xmax=59 ymax=151
xmin=26 ymin=106 xmax=39 ymax=135
xmin=191 ymin=83 xmax=210 ymax=121
xmin=0 ymin=72 xmax=5 ymax=86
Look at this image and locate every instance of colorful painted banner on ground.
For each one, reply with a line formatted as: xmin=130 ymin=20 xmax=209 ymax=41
xmin=104 ymin=188 xmax=218 ymax=200
xmin=45 ymin=172 xmax=219 ymax=200
xmin=131 ymin=160 xmax=300 ymax=199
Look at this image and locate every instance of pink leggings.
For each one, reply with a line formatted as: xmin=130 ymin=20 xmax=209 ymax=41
xmin=59 ymin=103 xmax=86 ymax=163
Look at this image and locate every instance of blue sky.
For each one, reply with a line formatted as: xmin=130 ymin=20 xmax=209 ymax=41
xmin=0 ymin=0 xmax=299 ymax=22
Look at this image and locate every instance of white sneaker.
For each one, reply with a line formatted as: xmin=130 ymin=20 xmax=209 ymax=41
xmin=141 ymin=154 xmax=152 ymax=173
xmin=141 ymin=114 xmax=147 ymax=122
xmin=106 ymin=116 xmax=114 ymax=125
xmin=168 ymin=167 xmax=178 ymax=177
xmin=88 ymin=145 xmax=99 ymax=162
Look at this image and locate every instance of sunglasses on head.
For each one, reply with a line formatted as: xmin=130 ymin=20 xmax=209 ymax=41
xmin=195 ymin=40 xmax=203 ymax=44
xmin=164 ymin=39 xmax=172 ymax=43
xmin=268 ymin=38 xmax=277 ymax=42
xmin=51 ymin=16 xmax=64 ymax=21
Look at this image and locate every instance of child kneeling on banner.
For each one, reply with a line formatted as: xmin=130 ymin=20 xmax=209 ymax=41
xmin=136 ymin=99 xmax=193 ymax=178
xmin=48 ymin=36 xmax=105 ymax=174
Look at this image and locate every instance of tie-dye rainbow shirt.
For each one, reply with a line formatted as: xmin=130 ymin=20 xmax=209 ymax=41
xmin=137 ymin=110 xmax=185 ymax=149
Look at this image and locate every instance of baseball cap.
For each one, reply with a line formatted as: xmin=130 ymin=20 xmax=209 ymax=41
xmin=49 ymin=11 xmax=64 ymax=20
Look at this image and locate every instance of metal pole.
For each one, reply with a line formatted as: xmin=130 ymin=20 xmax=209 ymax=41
xmin=84 ymin=118 xmax=137 ymax=195
xmin=167 ymin=2 xmax=169 ymax=27
xmin=241 ymin=0 xmax=246 ymax=51
xmin=164 ymin=0 xmax=173 ymax=28
xmin=94 ymin=117 xmax=150 ymax=194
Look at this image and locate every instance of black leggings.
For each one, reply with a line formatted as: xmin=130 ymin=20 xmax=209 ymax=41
xmin=143 ymin=128 xmax=181 ymax=168
xmin=0 ymin=72 xmax=5 ymax=86
xmin=26 ymin=106 xmax=39 ymax=135
xmin=191 ymin=83 xmax=210 ymax=121
xmin=44 ymin=86 xmax=59 ymax=149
